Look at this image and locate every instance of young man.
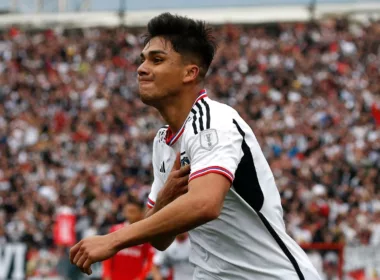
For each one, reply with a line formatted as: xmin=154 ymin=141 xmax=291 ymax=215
xmin=151 ymin=232 xmax=193 ymax=280
xmin=70 ymin=13 xmax=321 ymax=280
xmin=102 ymin=198 xmax=154 ymax=280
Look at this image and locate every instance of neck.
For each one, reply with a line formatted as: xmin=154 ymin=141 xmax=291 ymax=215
xmin=157 ymin=86 xmax=202 ymax=134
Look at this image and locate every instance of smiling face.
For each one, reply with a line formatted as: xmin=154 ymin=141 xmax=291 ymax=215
xmin=137 ymin=37 xmax=198 ymax=106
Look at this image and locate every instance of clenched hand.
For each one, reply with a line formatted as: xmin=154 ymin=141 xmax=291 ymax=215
xmin=70 ymin=235 xmax=117 ymax=275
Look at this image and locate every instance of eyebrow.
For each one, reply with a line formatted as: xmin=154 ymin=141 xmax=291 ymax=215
xmin=140 ymin=50 xmax=168 ymax=59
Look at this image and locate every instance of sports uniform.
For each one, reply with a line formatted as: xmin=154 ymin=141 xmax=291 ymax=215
xmin=148 ymin=90 xmax=321 ymax=280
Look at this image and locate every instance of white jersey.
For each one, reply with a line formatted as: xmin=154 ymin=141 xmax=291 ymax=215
xmin=153 ymin=237 xmax=193 ymax=280
xmin=147 ymin=90 xmax=321 ymax=280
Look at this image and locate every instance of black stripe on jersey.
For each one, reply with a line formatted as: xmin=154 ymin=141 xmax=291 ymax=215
xmin=232 ymin=119 xmax=264 ymax=211
xmin=232 ymin=119 xmax=305 ymax=280
xmin=258 ymin=213 xmax=305 ymax=280
xmin=201 ymin=99 xmax=211 ymax=129
xmin=191 ymin=109 xmax=198 ymax=135
xmin=195 ymin=103 xmax=204 ymax=131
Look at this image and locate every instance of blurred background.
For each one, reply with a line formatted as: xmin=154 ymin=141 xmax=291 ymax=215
xmin=0 ymin=0 xmax=380 ymax=279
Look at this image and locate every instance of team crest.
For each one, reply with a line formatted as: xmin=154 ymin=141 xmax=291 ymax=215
xmin=200 ymin=129 xmax=219 ymax=150
xmin=181 ymin=156 xmax=190 ymax=167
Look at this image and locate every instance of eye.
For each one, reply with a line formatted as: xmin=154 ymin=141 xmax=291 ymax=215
xmin=139 ymin=58 xmax=145 ymax=64
xmin=153 ymin=57 xmax=163 ymax=64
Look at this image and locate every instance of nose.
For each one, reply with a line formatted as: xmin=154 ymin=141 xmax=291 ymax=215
xmin=137 ymin=61 xmax=149 ymax=77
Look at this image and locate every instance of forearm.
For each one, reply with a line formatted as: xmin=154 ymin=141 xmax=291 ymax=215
xmin=145 ymin=208 xmax=175 ymax=251
xmin=112 ymin=192 xmax=215 ymax=251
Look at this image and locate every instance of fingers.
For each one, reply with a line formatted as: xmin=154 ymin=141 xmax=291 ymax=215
xmin=69 ymin=240 xmax=93 ymax=276
xmin=173 ymin=152 xmax=181 ymax=171
xmin=70 ymin=242 xmax=81 ymax=263
xmin=72 ymin=247 xmax=83 ymax=265
xmin=76 ymin=253 xmax=88 ymax=269
xmin=177 ymin=164 xmax=191 ymax=177
xmin=72 ymin=247 xmax=93 ymax=275
xmin=178 ymin=175 xmax=190 ymax=187
xmin=83 ymin=259 xmax=93 ymax=275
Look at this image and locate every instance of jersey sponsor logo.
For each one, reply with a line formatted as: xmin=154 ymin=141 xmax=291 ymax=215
xmin=160 ymin=161 xmax=166 ymax=173
xmin=200 ymin=129 xmax=218 ymax=150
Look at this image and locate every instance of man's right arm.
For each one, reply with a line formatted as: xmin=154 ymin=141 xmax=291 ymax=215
xmin=145 ymin=208 xmax=175 ymax=251
xmin=145 ymin=152 xmax=189 ymax=251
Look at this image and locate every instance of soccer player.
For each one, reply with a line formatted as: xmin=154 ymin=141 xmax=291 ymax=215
xmin=70 ymin=13 xmax=321 ymax=280
xmin=102 ymin=198 xmax=154 ymax=280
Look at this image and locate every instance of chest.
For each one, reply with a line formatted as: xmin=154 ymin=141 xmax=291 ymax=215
xmin=157 ymin=137 xmax=190 ymax=182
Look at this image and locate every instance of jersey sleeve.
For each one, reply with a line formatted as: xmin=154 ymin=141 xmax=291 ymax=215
xmin=186 ymin=121 xmax=243 ymax=184
xmin=147 ymin=129 xmax=165 ymax=209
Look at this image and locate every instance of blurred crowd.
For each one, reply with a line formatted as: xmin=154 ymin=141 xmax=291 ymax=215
xmin=0 ymin=17 xmax=380 ymax=278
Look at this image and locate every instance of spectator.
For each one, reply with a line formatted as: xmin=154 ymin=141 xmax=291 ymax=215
xmin=0 ymin=17 xmax=380 ymax=278
xmin=102 ymin=197 xmax=154 ymax=280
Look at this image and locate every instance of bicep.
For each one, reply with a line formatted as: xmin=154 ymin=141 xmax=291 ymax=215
xmin=188 ymin=173 xmax=231 ymax=212
xmin=186 ymin=123 xmax=243 ymax=186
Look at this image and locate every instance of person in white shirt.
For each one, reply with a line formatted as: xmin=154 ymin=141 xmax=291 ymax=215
xmin=70 ymin=12 xmax=321 ymax=280
xmin=151 ymin=232 xmax=193 ymax=280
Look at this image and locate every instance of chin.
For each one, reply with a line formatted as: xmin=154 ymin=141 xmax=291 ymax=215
xmin=139 ymin=89 xmax=162 ymax=106
xmin=139 ymin=92 xmax=156 ymax=105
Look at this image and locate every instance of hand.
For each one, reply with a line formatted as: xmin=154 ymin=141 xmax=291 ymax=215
xmin=70 ymin=235 xmax=118 ymax=275
xmin=155 ymin=152 xmax=190 ymax=211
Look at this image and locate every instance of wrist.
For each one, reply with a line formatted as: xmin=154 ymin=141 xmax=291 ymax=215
xmin=109 ymin=229 xmax=127 ymax=252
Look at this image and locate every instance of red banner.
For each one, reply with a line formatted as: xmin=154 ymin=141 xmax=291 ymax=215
xmin=53 ymin=206 xmax=76 ymax=246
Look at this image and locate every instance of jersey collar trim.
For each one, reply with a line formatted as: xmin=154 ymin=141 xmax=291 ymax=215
xmin=165 ymin=89 xmax=207 ymax=146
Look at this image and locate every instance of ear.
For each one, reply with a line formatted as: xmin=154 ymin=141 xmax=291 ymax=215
xmin=182 ymin=64 xmax=200 ymax=83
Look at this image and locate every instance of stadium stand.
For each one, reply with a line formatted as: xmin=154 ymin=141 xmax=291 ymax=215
xmin=0 ymin=4 xmax=380 ymax=279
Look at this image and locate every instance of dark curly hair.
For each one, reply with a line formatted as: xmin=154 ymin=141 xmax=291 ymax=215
xmin=144 ymin=12 xmax=217 ymax=79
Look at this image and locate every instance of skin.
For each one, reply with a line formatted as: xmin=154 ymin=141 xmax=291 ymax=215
xmin=69 ymin=36 xmax=231 ymax=275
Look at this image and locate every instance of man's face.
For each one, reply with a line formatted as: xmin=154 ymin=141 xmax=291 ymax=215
xmin=137 ymin=37 xmax=186 ymax=105
xmin=124 ymin=204 xmax=143 ymax=224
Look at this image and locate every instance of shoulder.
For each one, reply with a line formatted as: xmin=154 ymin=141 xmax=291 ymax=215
xmin=184 ymin=98 xmax=240 ymax=139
